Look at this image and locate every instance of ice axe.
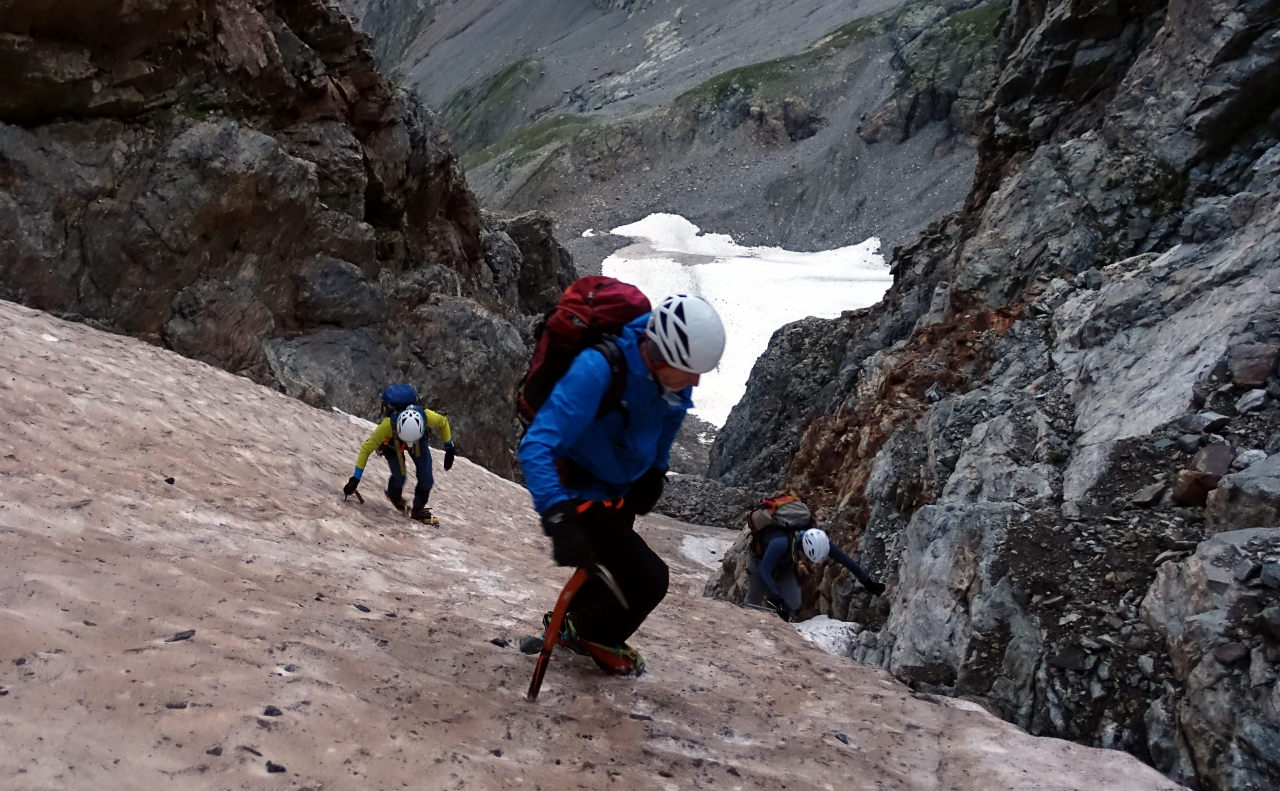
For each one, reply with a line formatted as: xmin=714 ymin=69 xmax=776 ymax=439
xmin=743 ymin=599 xmax=792 ymax=621
xmin=590 ymin=562 xmax=629 ymax=612
xmin=526 ymin=563 xmax=629 ymax=702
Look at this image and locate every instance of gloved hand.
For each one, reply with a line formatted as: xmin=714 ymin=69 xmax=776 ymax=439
xmin=764 ymin=597 xmax=792 ymax=622
xmin=865 ymin=580 xmax=887 ymax=597
xmin=541 ymin=501 xmax=595 ymax=568
xmin=443 ymin=441 xmax=456 ymax=471
xmin=625 ymin=467 xmax=666 ymax=515
xmin=343 ymin=476 xmax=360 ymax=497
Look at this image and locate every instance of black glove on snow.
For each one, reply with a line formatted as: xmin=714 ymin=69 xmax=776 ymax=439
xmin=625 ymin=467 xmax=667 ymax=515
xmin=343 ymin=476 xmax=360 ymax=497
xmin=541 ymin=501 xmax=595 ymax=568
xmin=865 ymin=580 xmax=886 ymax=596
xmin=443 ymin=441 xmax=456 ymax=471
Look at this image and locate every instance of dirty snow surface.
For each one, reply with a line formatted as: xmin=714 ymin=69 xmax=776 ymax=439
xmin=0 ymin=300 xmax=1185 ymax=789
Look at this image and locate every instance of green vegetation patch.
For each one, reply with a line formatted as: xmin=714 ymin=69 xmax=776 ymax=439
xmin=673 ymin=55 xmax=816 ymax=109
xmin=810 ymin=17 xmax=877 ymax=55
xmin=673 ymin=7 xmax=883 ymax=110
xmin=938 ymin=0 xmax=1006 ymax=51
xmin=894 ymin=0 xmax=1008 ymax=95
xmin=461 ymin=113 xmax=594 ymax=171
xmin=442 ymin=57 xmax=542 ymax=141
xmin=176 ymin=95 xmax=211 ymax=122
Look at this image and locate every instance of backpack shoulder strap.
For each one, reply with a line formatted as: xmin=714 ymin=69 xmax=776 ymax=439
xmin=590 ymin=338 xmax=629 ymax=421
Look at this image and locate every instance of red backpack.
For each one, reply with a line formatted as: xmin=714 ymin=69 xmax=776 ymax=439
xmin=517 ymin=275 xmax=651 ymax=427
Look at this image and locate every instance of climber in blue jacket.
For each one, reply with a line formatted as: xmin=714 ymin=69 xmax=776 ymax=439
xmin=519 ymin=294 xmax=726 ymax=676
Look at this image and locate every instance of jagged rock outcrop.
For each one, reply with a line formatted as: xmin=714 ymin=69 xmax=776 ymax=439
xmin=709 ymin=314 xmax=864 ymax=491
xmin=0 ymin=0 xmax=576 ymax=477
xmin=857 ymin=0 xmax=1004 ymax=144
xmin=708 ymin=0 xmax=1280 ymax=788
xmin=1207 ymin=453 xmax=1280 ymax=531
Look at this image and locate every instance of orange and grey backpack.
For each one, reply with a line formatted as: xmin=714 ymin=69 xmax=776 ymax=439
xmin=747 ymin=495 xmax=815 ymax=558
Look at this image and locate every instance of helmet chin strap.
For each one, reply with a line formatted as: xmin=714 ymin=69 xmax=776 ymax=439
xmin=639 ymin=337 xmax=663 ymax=371
xmin=639 ymin=338 xmax=672 ymax=392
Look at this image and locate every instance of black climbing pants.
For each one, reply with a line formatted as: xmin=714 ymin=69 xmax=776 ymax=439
xmin=568 ymin=501 xmax=669 ymax=646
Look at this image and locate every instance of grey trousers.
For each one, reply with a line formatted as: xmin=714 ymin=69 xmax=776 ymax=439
xmin=744 ymin=553 xmax=802 ymax=610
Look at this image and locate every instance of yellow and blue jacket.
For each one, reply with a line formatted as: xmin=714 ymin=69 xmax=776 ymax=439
xmin=353 ymin=409 xmax=452 ymax=477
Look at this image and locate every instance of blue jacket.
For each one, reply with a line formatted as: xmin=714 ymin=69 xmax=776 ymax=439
xmin=519 ymin=314 xmax=691 ymax=513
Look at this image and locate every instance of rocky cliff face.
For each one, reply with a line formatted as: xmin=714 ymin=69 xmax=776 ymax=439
xmin=708 ymin=1 xmax=1280 ymax=788
xmin=0 ymin=0 xmax=575 ymax=477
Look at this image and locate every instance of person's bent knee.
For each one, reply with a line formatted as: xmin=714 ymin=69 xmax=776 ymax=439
xmin=639 ymin=562 xmax=669 ymax=612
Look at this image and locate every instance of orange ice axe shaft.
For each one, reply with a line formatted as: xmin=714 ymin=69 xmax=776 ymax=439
xmin=527 ymin=567 xmax=589 ymax=701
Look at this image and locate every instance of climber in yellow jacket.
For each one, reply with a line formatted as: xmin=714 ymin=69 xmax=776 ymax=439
xmin=342 ymin=384 xmax=456 ymax=524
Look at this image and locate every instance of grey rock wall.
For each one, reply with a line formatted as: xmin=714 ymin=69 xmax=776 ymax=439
xmin=706 ymin=1 xmax=1280 ymax=787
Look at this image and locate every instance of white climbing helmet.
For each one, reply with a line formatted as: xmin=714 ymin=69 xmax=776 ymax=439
xmin=799 ymin=528 xmax=830 ymax=563
xmin=645 ymin=294 xmax=726 ymax=374
xmin=395 ymin=406 xmax=426 ymax=443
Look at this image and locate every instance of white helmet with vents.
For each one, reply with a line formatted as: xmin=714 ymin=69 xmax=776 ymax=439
xmin=396 ymin=407 xmax=426 ymax=443
xmin=645 ymin=294 xmax=726 ymax=374
xmin=799 ymin=528 xmax=830 ymax=563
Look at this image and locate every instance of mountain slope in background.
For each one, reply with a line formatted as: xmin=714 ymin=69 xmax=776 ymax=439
xmin=347 ymin=0 xmax=993 ymax=261
xmin=0 ymin=297 xmax=1185 ymax=790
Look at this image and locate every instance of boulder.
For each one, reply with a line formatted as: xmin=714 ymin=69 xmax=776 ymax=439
xmin=263 ymin=327 xmax=395 ymax=409
xmin=1228 ymin=342 xmax=1279 ymax=388
xmin=1206 ymin=454 xmax=1280 ymax=532
xmin=1141 ymin=529 xmax=1280 ymax=791
xmin=1171 ymin=469 xmax=1221 ymax=507
xmin=1193 ymin=441 xmax=1234 ymax=476
xmin=295 ymin=255 xmax=388 ymax=328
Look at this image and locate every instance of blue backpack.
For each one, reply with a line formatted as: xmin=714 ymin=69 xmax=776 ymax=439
xmin=380 ymin=384 xmax=419 ymax=417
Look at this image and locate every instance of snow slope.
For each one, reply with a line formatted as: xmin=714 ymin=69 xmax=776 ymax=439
xmin=0 ymin=299 xmax=1183 ymax=790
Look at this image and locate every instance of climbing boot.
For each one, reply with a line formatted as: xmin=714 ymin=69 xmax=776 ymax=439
xmin=543 ymin=612 xmax=643 ymax=676
xmin=410 ymin=507 xmax=437 ymax=525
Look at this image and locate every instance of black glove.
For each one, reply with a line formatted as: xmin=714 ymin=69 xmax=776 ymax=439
xmin=625 ymin=467 xmax=666 ymax=515
xmin=343 ymin=476 xmax=360 ymax=497
xmin=764 ymin=597 xmax=792 ymax=622
xmin=865 ymin=580 xmax=886 ymax=596
xmin=443 ymin=441 xmax=456 ymax=471
xmin=541 ymin=501 xmax=595 ymax=568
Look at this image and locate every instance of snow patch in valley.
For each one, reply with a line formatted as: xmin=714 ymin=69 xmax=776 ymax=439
xmin=601 ymin=213 xmax=891 ymax=426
